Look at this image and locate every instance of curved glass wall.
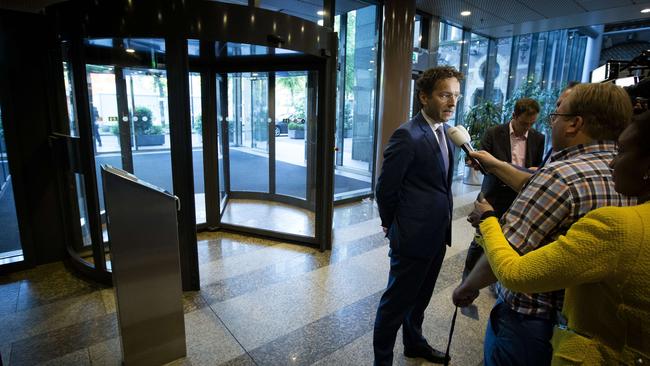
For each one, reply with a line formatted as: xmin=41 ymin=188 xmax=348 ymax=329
xmin=49 ymin=0 xmax=337 ymax=284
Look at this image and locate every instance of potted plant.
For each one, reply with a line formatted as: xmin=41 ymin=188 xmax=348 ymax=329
xmin=462 ymin=101 xmax=502 ymax=185
xmin=132 ymin=106 xmax=164 ymax=147
xmin=288 ymin=119 xmax=305 ymax=139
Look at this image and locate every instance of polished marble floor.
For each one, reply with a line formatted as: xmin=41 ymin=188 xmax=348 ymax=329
xmin=0 ymin=191 xmax=494 ymax=366
xmin=221 ymin=198 xmax=316 ymax=237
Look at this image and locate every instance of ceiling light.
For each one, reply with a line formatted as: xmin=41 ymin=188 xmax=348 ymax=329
xmin=642 ymin=8 xmax=650 ymax=13
xmin=460 ymin=11 xmax=471 ymax=16
xmin=126 ymin=48 xmax=136 ymax=53
xmin=317 ymin=10 xmax=325 ymax=16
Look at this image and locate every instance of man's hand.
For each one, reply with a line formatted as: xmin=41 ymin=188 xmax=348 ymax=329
xmin=468 ymin=151 xmax=503 ymax=174
xmin=467 ymin=198 xmax=494 ymax=228
xmin=452 ymin=283 xmax=480 ymax=307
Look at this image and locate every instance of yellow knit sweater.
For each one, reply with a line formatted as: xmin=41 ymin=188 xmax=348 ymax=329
xmin=479 ymin=202 xmax=650 ymax=365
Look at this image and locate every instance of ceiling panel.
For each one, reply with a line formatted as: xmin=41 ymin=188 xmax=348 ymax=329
xmin=418 ymin=0 xmax=650 ymax=38
xmin=518 ymin=0 xmax=586 ymax=18
xmin=577 ymin=0 xmax=635 ymax=12
xmin=416 ymin=0 xmax=536 ymax=28
xmin=465 ymin=0 xmax=544 ymax=23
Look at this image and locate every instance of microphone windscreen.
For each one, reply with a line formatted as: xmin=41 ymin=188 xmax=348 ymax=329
xmin=447 ymin=126 xmax=470 ymax=147
xmin=456 ymin=125 xmax=471 ymax=142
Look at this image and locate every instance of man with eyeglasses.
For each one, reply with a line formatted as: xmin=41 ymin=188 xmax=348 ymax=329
xmin=453 ymin=82 xmax=636 ymax=366
xmin=461 ymin=98 xmax=545 ymax=283
xmin=374 ymin=66 xmax=462 ymax=366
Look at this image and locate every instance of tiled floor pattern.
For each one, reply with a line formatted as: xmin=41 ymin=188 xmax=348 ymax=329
xmin=0 ymin=195 xmax=494 ymax=366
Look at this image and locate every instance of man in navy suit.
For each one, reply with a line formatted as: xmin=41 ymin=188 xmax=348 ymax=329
xmin=373 ymin=66 xmax=462 ymax=365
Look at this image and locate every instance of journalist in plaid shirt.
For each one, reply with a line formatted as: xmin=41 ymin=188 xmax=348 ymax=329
xmin=498 ymin=141 xmax=636 ymax=318
xmin=453 ymin=82 xmax=636 ymax=366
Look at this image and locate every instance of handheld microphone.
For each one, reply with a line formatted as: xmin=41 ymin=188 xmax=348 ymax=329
xmin=447 ymin=126 xmax=488 ymax=175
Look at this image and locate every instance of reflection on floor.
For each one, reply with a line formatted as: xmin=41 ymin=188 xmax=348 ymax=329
xmin=0 ymin=190 xmax=493 ymax=366
xmin=221 ymin=198 xmax=316 ymax=237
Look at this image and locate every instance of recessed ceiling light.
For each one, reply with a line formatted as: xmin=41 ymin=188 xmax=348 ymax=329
xmin=460 ymin=10 xmax=471 ymax=16
xmin=642 ymin=8 xmax=650 ymax=13
xmin=125 ymin=48 xmax=136 ymax=53
xmin=317 ymin=10 xmax=325 ymax=16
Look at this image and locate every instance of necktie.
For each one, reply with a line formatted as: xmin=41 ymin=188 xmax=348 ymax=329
xmin=436 ymin=126 xmax=450 ymax=175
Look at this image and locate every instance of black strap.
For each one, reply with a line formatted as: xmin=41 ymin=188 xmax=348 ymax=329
xmin=444 ymin=306 xmax=458 ymax=366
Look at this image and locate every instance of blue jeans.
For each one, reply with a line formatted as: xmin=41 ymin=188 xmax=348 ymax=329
xmin=484 ymin=300 xmax=554 ymax=366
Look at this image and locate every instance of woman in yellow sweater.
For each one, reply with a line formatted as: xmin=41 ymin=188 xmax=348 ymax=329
xmin=471 ymin=115 xmax=650 ymax=365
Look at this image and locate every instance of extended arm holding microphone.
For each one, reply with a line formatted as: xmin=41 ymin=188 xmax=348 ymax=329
xmin=467 ymin=151 xmax=533 ymax=192
xmin=447 ymin=126 xmax=487 ymax=175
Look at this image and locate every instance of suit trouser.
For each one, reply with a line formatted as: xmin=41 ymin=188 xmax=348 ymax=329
xmin=373 ymin=246 xmax=446 ymax=366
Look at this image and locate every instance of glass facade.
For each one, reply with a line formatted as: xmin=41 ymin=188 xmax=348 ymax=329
xmin=437 ymin=23 xmax=463 ymax=70
xmin=463 ymin=33 xmax=489 ymax=115
xmin=430 ymin=21 xmax=590 ymax=178
xmin=493 ymin=37 xmax=512 ymax=106
xmin=333 ymin=4 xmax=379 ymax=200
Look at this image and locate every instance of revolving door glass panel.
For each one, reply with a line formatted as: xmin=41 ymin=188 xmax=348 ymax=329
xmin=220 ymin=70 xmax=317 ymax=238
xmin=69 ymin=38 xmax=172 ymax=270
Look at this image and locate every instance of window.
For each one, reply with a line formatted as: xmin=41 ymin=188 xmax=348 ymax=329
xmin=463 ymin=33 xmax=489 ymax=115
xmin=438 ymin=23 xmax=463 ymax=70
xmin=333 ymin=4 xmax=379 ymax=200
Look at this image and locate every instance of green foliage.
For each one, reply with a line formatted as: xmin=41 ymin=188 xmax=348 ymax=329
xmin=148 ymin=125 xmax=163 ymax=135
xmin=110 ymin=106 xmax=163 ymax=136
xmin=463 ymin=101 xmax=502 ymax=150
xmin=293 ymin=103 xmax=306 ymax=121
xmin=194 ymin=115 xmax=202 ymax=134
xmin=133 ymin=106 xmax=160 ymax=135
xmin=344 ymin=104 xmax=353 ymax=130
xmin=288 ymin=122 xmax=305 ymax=131
xmin=345 ymin=12 xmax=357 ymax=98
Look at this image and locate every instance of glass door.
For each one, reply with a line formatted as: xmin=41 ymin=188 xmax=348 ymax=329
xmin=275 ymin=71 xmax=309 ymax=200
xmin=227 ymin=72 xmax=269 ymax=193
xmin=218 ymin=69 xmax=317 ymax=239
xmin=69 ymin=38 xmax=172 ymax=270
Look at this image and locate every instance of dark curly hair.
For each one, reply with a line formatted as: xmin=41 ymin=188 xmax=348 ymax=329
xmin=630 ymin=110 xmax=650 ymax=156
xmin=416 ymin=66 xmax=464 ymax=97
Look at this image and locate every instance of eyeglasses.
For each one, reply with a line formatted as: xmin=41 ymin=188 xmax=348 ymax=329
xmin=439 ymin=92 xmax=463 ymax=102
xmin=549 ymin=112 xmax=579 ymax=124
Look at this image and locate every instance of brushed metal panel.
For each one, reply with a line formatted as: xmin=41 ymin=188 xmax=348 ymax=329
xmin=102 ymin=165 xmax=186 ymax=366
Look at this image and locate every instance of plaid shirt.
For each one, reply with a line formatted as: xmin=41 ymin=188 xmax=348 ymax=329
xmin=497 ymin=141 xmax=636 ymax=319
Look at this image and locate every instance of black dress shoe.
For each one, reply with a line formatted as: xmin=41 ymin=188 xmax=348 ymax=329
xmin=404 ymin=344 xmax=450 ymax=364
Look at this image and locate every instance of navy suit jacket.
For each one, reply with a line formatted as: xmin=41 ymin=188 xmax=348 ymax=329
xmin=376 ymin=112 xmax=455 ymax=259
xmin=480 ymin=122 xmax=545 ymax=216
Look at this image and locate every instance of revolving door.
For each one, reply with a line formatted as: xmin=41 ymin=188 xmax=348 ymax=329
xmin=49 ymin=0 xmax=337 ymax=288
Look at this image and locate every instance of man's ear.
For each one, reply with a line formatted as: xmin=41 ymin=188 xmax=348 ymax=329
xmin=565 ymin=115 xmax=585 ymax=136
xmin=418 ymin=91 xmax=427 ymax=105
